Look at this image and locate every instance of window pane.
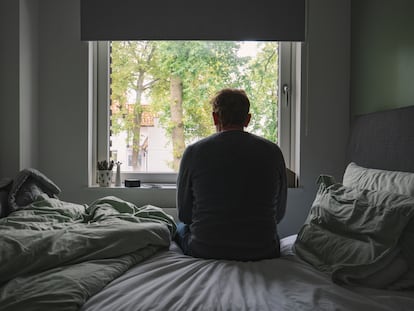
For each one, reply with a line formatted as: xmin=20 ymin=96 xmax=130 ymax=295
xmin=109 ymin=41 xmax=279 ymax=173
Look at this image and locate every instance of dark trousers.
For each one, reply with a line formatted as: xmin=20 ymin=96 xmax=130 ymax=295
xmin=174 ymin=222 xmax=192 ymax=255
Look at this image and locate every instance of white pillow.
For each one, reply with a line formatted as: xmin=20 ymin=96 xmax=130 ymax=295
xmin=343 ymin=162 xmax=414 ymax=197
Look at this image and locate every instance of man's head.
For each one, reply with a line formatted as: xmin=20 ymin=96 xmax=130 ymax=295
xmin=210 ymin=88 xmax=251 ymax=131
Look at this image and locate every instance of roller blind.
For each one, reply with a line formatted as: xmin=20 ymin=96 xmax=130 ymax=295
xmin=80 ymin=0 xmax=305 ymax=41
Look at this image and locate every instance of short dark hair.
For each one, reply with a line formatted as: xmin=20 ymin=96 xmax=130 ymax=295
xmin=210 ymin=88 xmax=250 ymax=127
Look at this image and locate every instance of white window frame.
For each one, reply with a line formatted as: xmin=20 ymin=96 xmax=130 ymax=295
xmin=89 ymin=41 xmax=299 ymax=185
xmin=279 ymin=42 xmax=301 ymax=176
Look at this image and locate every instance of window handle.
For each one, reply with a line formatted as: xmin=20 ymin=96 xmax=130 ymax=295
xmin=282 ymin=84 xmax=289 ymax=107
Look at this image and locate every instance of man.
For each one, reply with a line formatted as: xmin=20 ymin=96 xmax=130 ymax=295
xmin=176 ymin=88 xmax=287 ymax=261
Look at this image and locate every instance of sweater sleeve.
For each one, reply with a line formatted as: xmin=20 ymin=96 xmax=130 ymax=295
xmin=275 ymin=149 xmax=288 ymax=224
xmin=176 ymin=146 xmax=194 ymax=224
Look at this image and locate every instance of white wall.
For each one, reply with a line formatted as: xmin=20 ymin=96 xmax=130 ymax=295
xmin=20 ymin=0 xmax=39 ymax=170
xmin=0 ymin=0 xmax=350 ymax=238
xmin=279 ymin=0 xmax=351 ymax=236
xmin=0 ymin=0 xmax=39 ymax=176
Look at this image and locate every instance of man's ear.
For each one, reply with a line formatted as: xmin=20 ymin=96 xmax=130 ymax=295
xmin=212 ymin=112 xmax=219 ymax=125
xmin=244 ymin=113 xmax=251 ymax=127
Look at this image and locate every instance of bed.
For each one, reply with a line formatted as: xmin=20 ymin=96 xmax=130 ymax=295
xmin=1 ymin=106 xmax=414 ymax=311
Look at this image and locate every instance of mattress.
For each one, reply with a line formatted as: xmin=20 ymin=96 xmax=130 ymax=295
xmin=81 ymin=235 xmax=414 ymax=311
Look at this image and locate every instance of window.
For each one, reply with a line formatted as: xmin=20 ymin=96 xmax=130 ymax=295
xmin=91 ymin=41 xmax=299 ymax=184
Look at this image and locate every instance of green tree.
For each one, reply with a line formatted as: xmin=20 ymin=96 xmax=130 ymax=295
xmin=242 ymin=42 xmax=279 ymax=142
xmin=110 ymin=41 xmax=279 ymax=171
xmin=149 ymin=41 xmax=247 ymax=170
xmin=110 ymin=41 xmax=157 ymax=170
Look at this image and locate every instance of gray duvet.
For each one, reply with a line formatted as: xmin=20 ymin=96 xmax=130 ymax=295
xmin=0 ymin=196 xmax=174 ymax=311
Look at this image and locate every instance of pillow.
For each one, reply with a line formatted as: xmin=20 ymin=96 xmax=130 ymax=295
xmin=295 ymin=178 xmax=414 ymax=289
xmin=8 ymin=168 xmax=61 ymax=212
xmin=343 ymin=162 xmax=414 ymax=197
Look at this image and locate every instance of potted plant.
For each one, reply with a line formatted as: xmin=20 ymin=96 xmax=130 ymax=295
xmin=97 ymin=160 xmax=114 ymax=187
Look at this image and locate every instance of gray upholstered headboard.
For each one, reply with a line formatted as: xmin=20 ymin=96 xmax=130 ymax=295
xmin=348 ymin=105 xmax=414 ymax=173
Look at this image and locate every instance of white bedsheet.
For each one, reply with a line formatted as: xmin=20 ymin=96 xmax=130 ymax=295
xmin=81 ymin=236 xmax=414 ymax=311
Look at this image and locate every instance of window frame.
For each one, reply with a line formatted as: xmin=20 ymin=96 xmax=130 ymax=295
xmin=90 ymin=41 xmax=299 ymax=185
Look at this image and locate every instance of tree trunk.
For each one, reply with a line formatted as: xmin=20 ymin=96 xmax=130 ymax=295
xmin=131 ymin=71 xmax=145 ymax=171
xmin=170 ymin=76 xmax=185 ymax=171
xmin=131 ymin=112 xmax=142 ymax=171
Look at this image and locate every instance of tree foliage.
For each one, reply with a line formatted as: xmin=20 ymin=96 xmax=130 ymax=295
xmin=243 ymin=42 xmax=279 ymax=142
xmin=149 ymin=41 xmax=246 ymax=141
xmin=110 ymin=41 xmax=279 ymax=171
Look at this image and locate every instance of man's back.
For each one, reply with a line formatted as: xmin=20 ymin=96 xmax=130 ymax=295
xmin=177 ymin=130 xmax=287 ymax=261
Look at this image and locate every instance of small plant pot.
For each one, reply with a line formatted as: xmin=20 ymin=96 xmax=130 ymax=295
xmin=97 ymin=170 xmax=113 ymax=187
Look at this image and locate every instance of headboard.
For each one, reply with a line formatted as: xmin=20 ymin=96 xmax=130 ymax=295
xmin=348 ymin=105 xmax=414 ymax=173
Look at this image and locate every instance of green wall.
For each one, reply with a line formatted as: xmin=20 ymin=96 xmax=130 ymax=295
xmin=351 ymin=0 xmax=414 ymax=115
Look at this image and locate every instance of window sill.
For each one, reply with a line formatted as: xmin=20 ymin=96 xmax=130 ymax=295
xmin=89 ymin=184 xmax=301 ymax=191
xmin=140 ymin=183 xmax=176 ymax=189
xmin=89 ymin=183 xmax=177 ymax=190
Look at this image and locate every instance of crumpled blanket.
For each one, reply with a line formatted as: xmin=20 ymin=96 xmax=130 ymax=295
xmin=8 ymin=168 xmax=61 ymax=212
xmin=0 ymin=196 xmax=175 ymax=311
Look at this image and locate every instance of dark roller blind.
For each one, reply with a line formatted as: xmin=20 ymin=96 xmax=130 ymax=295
xmin=81 ymin=0 xmax=305 ymax=41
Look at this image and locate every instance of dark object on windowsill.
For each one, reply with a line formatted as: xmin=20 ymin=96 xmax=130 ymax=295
xmin=124 ymin=179 xmax=141 ymax=187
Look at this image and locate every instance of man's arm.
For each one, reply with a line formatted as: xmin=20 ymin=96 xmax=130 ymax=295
xmin=176 ymin=146 xmax=194 ymax=224
xmin=275 ymin=149 xmax=287 ymax=224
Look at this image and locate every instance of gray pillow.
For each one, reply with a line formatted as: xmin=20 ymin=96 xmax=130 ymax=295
xmin=8 ymin=168 xmax=61 ymax=212
xmin=343 ymin=162 xmax=414 ymax=197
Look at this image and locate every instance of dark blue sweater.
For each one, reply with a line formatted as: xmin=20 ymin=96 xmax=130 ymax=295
xmin=177 ymin=130 xmax=287 ymax=261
